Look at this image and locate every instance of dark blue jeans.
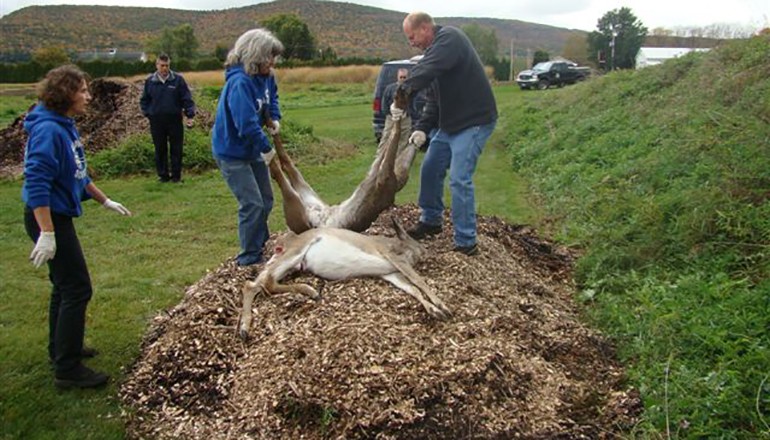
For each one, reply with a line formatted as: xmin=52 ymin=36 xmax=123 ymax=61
xmin=24 ymin=206 xmax=93 ymax=375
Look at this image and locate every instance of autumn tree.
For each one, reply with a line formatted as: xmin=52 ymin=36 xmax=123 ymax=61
xmin=462 ymin=23 xmax=499 ymax=64
xmin=532 ymin=50 xmax=550 ymax=66
xmin=588 ymin=7 xmax=647 ymax=70
xmin=562 ymin=34 xmax=590 ymax=66
xmin=145 ymin=23 xmax=199 ymax=61
xmin=213 ymin=44 xmax=229 ymax=62
xmin=32 ymin=46 xmax=70 ymax=66
xmin=262 ymin=14 xmax=316 ymax=60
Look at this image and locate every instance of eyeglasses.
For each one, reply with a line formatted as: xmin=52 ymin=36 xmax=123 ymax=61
xmin=398 ymin=76 xmax=407 ymax=79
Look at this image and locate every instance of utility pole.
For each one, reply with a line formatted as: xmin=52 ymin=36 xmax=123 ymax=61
xmin=509 ymin=38 xmax=515 ymax=82
xmin=609 ymin=29 xmax=616 ymax=70
xmin=609 ymin=23 xmax=620 ymax=71
xmin=526 ymin=47 xmax=532 ymax=69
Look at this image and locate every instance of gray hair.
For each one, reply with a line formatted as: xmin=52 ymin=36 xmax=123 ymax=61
xmin=225 ymin=28 xmax=284 ymax=75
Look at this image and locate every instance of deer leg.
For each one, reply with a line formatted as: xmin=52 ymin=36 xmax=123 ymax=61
xmin=239 ymin=238 xmax=321 ymax=339
xmin=273 ymin=136 xmax=327 ymax=212
xmin=263 ymin=269 xmax=320 ymax=300
xmin=384 ymin=254 xmax=451 ymax=319
xmin=268 ymin=157 xmax=313 ymax=234
xmin=381 ymin=272 xmax=449 ymax=320
xmin=331 ymin=115 xmax=404 ymax=231
xmin=376 ymin=116 xmax=402 ymax=181
xmin=239 ymin=279 xmax=263 ymax=339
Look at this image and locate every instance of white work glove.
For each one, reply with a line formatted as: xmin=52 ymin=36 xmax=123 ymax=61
xmin=267 ymin=120 xmax=280 ymax=136
xmin=261 ymin=149 xmax=276 ymax=164
xmin=30 ymin=231 xmax=56 ymax=268
xmin=389 ymin=102 xmax=405 ymax=120
xmin=103 ymin=199 xmax=132 ymax=216
xmin=408 ymin=130 xmax=427 ymax=147
xmin=185 ymin=118 xmax=194 ymax=129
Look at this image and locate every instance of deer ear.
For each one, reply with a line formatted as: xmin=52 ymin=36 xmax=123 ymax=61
xmin=392 ymin=217 xmax=407 ymax=240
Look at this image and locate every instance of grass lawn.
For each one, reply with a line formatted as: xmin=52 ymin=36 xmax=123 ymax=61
xmin=0 ymin=82 xmax=536 ymax=439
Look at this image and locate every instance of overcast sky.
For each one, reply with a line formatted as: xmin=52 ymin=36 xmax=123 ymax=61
xmin=1 ymin=0 xmax=767 ymax=32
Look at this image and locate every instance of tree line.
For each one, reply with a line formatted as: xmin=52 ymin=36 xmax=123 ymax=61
xmin=2 ymin=9 xmax=763 ymax=83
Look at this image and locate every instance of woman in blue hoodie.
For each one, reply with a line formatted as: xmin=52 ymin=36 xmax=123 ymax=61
xmin=212 ymin=29 xmax=284 ymax=266
xmin=22 ymin=65 xmax=132 ymax=389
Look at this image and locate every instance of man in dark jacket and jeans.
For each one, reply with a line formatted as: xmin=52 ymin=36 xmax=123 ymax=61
xmin=392 ymin=11 xmax=498 ymax=256
xmin=140 ymin=54 xmax=196 ymax=183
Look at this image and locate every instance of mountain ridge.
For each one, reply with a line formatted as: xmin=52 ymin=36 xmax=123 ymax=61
xmin=0 ymin=0 xmax=586 ymax=59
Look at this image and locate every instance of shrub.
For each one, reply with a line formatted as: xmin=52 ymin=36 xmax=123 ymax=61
xmin=88 ymin=120 xmax=320 ymax=178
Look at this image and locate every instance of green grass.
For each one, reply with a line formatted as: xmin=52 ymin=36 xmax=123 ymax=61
xmin=0 ymin=82 xmax=535 ymax=439
xmin=506 ymin=36 xmax=770 ymax=438
xmin=9 ymin=37 xmax=768 ymax=435
xmin=0 ymin=93 xmax=34 ymax=126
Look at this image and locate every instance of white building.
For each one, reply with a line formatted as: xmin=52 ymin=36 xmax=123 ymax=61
xmin=635 ymin=47 xmax=710 ymax=69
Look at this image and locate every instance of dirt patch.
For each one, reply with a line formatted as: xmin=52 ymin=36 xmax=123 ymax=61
xmin=0 ymin=77 xmax=212 ymax=179
xmin=120 ymin=204 xmax=642 ymax=439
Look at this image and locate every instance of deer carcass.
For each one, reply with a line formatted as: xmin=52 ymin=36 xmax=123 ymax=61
xmin=238 ymin=218 xmax=451 ymax=339
xmin=267 ymin=90 xmax=417 ymax=234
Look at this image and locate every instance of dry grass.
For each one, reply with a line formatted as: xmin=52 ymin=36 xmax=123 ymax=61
xmin=277 ymin=65 xmax=379 ymax=84
xmin=0 ymin=83 xmax=37 ymax=96
xmin=154 ymin=65 xmax=381 ymax=88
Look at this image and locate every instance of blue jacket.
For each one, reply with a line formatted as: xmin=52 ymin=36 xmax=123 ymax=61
xmin=140 ymin=70 xmax=196 ymax=118
xmin=212 ymin=65 xmax=281 ymax=161
xmin=22 ymin=104 xmax=93 ymax=217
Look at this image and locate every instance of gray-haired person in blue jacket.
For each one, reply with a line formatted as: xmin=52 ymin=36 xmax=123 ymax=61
xmin=212 ymin=29 xmax=284 ymax=266
xmin=140 ymin=53 xmax=196 ymax=183
xmin=23 ymin=65 xmax=132 ymax=389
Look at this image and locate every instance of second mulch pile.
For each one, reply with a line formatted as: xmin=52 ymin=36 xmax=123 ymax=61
xmin=120 ymin=205 xmax=642 ymax=439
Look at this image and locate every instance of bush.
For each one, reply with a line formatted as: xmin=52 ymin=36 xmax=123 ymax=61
xmin=88 ymin=120 xmax=319 ymax=178
xmin=88 ymin=133 xmax=155 ymax=178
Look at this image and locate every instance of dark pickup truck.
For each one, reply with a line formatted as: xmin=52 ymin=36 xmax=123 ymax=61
xmin=516 ymin=61 xmax=589 ymax=90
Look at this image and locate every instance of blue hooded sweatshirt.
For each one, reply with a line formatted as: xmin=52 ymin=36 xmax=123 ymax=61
xmin=212 ymin=64 xmax=280 ymax=162
xmin=22 ymin=103 xmax=92 ymax=217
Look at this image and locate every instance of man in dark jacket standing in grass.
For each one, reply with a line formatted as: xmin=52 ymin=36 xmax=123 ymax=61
xmin=140 ymin=54 xmax=196 ymax=183
xmin=393 ymin=11 xmax=498 ymax=256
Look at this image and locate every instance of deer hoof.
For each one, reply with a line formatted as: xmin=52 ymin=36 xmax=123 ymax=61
xmin=427 ymin=305 xmax=451 ymax=321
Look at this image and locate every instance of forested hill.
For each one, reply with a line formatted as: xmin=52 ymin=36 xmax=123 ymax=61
xmin=0 ymin=0 xmax=586 ymax=59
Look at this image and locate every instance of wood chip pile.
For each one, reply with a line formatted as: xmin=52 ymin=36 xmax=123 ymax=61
xmin=0 ymin=77 xmax=212 ymax=178
xmin=120 ymin=205 xmax=642 ymax=439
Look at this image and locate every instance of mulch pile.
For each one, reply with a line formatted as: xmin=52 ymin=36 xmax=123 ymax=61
xmin=0 ymin=77 xmax=212 ymax=179
xmin=119 ymin=204 xmax=642 ymax=439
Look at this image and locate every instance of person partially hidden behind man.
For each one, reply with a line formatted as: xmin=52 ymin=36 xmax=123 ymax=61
xmin=140 ymin=53 xmax=196 ymax=183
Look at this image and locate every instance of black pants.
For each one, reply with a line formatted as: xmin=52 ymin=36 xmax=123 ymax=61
xmin=149 ymin=114 xmax=184 ymax=181
xmin=24 ymin=206 xmax=93 ymax=375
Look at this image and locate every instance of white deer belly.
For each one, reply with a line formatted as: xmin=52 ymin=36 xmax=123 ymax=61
xmin=302 ymin=235 xmax=393 ymax=280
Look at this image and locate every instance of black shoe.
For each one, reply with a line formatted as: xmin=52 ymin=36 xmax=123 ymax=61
xmin=54 ymin=365 xmax=109 ymax=389
xmin=158 ymin=176 xmax=170 ymax=183
xmin=453 ymin=243 xmax=479 ymax=256
xmin=171 ymin=177 xmax=182 ymax=183
xmin=407 ymin=222 xmax=442 ymax=240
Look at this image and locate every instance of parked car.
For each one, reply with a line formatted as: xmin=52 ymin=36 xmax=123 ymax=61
xmin=516 ymin=61 xmax=589 ymax=90
xmin=372 ymin=56 xmax=426 ymax=142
